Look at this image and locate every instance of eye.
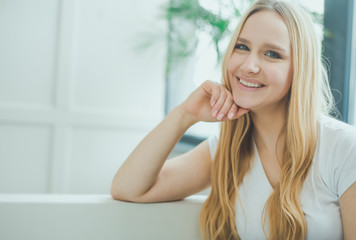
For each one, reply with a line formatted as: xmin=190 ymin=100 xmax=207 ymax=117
xmin=234 ymin=44 xmax=249 ymax=51
xmin=266 ymin=51 xmax=281 ymax=59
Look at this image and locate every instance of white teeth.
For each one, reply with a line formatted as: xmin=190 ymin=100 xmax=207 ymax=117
xmin=239 ymin=79 xmax=262 ymax=88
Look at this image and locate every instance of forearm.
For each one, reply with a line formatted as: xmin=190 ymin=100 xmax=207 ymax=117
xmin=110 ymin=80 xmax=243 ymax=201
xmin=111 ymin=104 xmax=194 ymax=201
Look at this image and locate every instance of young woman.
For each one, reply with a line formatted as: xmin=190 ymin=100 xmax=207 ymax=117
xmin=111 ymin=0 xmax=356 ymax=239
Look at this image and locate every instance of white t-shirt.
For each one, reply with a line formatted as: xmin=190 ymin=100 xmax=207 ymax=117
xmin=208 ymin=115 xmax=356 ymax=240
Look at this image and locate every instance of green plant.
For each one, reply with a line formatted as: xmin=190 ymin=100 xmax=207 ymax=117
xmin=164 ymin=0 xmax=248 ymax=73
xmin=136 ymin=0 xmax=325 ymax=75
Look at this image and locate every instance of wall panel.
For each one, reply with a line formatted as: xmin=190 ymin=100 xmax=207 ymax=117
xmin=0 ymin=0 xmax=167 ymax=194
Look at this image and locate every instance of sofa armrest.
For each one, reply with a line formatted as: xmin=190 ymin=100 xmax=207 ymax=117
xmin=0 ymin=194 xmax=207 ymax=240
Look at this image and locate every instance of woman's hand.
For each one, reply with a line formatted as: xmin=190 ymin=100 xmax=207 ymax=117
xmin=111 ymin=80 xmax=248 ymax=203
xmin=181 ymin=80 xmax=249 ymax=124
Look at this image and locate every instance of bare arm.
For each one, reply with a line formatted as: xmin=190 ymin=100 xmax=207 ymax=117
xmin=110 ymin=81 xmax=248 ymax=202
xmin=340 ymin=182 xmax=356 ymax=240
xmin=111 ymin=105 xmax=194 ymax=202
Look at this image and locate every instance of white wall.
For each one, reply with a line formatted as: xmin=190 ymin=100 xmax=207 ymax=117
xmin=0 ymin=0 xmax=167 ymax=194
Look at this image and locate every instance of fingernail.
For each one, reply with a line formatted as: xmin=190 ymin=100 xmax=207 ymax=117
xmin=212 ymin=110 xmax=218 ymax=117
xmin=217 ymin=113 xmax=224 ymax=120
xmin=228 ymin=112 xmax=234 ymax=119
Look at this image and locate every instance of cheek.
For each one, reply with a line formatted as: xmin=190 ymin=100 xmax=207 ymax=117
xmin=270 ymin=64 xmax=292 ymax=89
xmin=226 ymin=60 xmax=236 ymax=87
xmin=227 ymin=53 xmax=240 ymax=73
xmin=226 ymin=62 xmax=234 ymax=77
xmin=282 ymin=67 xmax=293 ymax=90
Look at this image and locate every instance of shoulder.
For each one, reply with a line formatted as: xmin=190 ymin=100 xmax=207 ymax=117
xmin=319 ymin=115 xmax=356 ymax=150
xmin=317 ymin=115 xmax=356 ymax=197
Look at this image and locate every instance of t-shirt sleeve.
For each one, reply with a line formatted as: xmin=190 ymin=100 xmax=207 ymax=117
xmin=207 ymin=133 xmax=219 ymax=160
xmin=321 ymin=120 xmax=356 ymax=198
xmin=335 ymin=145 xmax=356 ymax=198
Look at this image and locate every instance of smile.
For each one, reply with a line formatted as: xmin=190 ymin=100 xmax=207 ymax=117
xmin=238 ymin=78 xmax=264 ymax=88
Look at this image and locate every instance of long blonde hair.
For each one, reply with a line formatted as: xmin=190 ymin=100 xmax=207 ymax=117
xmin=200 ymin=0 xmax=334 ymax=239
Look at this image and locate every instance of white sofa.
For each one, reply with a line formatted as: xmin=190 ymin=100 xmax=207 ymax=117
xmin=0 ymin=194 xmax=206 ymax=240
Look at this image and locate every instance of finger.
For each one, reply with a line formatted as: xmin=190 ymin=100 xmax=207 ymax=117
xmin=235 ymin=107 xmax=250 ymax=118
xmin=227 ymin=104 xmax=238 ymax=120
xmin=216 ymin=93 xmax=234 ymax=121
xmin=211 ymin=89 xmax=227 ymax=118
xmin=209 ymin=83 xmax=221 ymax=107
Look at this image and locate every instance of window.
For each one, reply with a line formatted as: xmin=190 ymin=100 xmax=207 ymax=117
xmin=348 ymin=0 xmax=356 ymax=125
xmin=323 ymin=0 xmax=355 ymax=123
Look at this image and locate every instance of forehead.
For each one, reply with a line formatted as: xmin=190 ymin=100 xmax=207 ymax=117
xmin=239 ymin=10 xmax=290 ymax=50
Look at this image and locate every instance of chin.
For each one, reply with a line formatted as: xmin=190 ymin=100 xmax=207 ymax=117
xmin=234 ymin=98 xmax=254 ymax=109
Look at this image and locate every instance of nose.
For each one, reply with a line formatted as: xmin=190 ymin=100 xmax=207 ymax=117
xmin=240 ymin=53 xmax=260 ymax=74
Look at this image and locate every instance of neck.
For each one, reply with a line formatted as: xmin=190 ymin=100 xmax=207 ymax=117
xmin=250 ymin=104 xmax=288 ymax=157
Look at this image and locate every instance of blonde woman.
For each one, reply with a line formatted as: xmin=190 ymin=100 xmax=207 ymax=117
xmin=111 ymin=0 xmax=356 ymax=239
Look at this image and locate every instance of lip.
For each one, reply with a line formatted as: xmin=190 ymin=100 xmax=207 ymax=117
xmin=238 ymin=76 xmax=264 ymax=85
xmin=236 ymin=76 xmax=265 ymax=92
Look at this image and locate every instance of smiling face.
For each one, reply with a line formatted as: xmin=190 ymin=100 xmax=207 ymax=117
xmin=228 ymin=10 xmax=293 ymax=113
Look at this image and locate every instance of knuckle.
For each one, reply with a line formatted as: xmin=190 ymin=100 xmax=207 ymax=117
xmin=220 ymin=110 xmax=228 ymax=115
xmin=204 ymin=80 xmax=213 ymax=85
xmin=220 ymin=91 xmax=227 ymax=98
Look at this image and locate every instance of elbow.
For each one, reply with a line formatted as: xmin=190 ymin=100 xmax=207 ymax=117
xmin=110 ymin=185 xmax=138 ymax=202
xmin=110 ymin=189 xmax=120 ymax=201
xmin=110 ymin=186 xmax=127 ymax=201
xmin=111 ymin=187 xmax=151 ymax=203
xmin=110 ymin=182 xmax=125 ymax=201
xmin=110 ymin=178 xmax=152 ymax=203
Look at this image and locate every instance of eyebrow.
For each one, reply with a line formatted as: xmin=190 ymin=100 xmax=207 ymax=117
xmin=236 ymin=37 xmax=289 ymax=54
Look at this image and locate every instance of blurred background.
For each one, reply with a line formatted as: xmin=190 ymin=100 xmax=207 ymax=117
xmin=0 ymin=0 xmax=355 ymax=195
